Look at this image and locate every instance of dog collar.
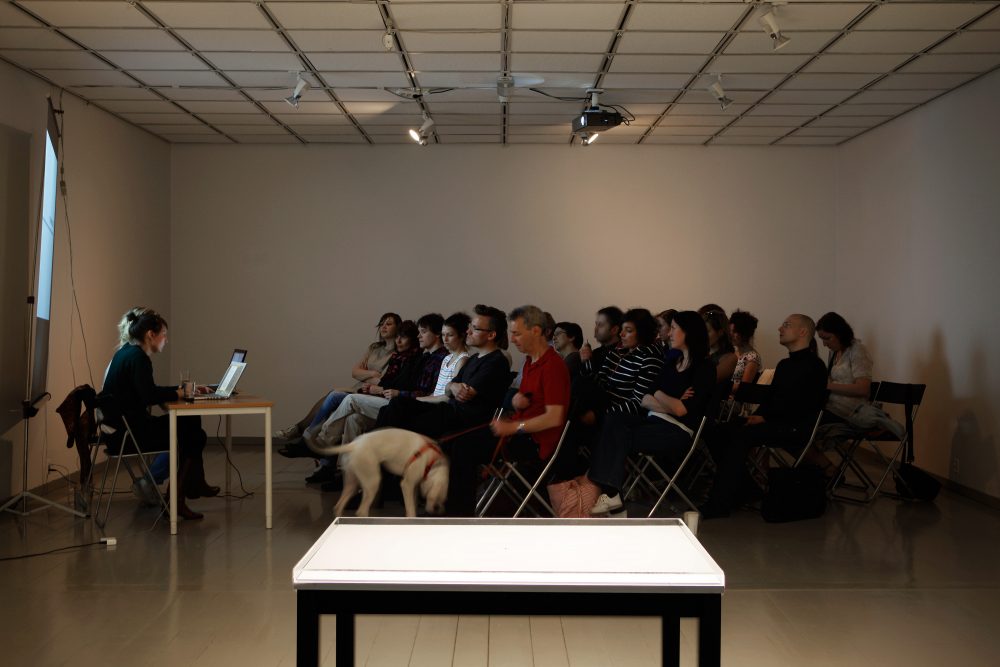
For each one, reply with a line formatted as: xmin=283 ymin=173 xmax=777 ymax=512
xmin=405 ymin=441 xmax=444 ymax=481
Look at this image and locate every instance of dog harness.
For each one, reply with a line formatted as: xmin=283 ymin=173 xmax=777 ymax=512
xmin=404 ymin=441 xmax=444 ymax=481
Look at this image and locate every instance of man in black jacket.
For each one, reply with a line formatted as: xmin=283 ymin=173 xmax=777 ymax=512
xmin=701 ymin=313 xmax=828 ymax=518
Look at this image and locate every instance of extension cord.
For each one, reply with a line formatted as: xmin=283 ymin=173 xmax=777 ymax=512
xmin=100 ymin=537 xmax=117 ymax=547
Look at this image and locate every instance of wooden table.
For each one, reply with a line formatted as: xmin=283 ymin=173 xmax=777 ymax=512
xmin=166 ymin=395 xmax=273 ymax=535
xmin=293 ymin=517 xmax=725 ymax=666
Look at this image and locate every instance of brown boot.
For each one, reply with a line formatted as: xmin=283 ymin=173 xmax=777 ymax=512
xmin=175 ymin=460 xmax=204 ymax=520
xmin=183 ymin=456 xmax=220 ymax=499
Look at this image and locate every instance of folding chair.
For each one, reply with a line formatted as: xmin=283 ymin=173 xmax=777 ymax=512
xmin=92 ymin=397 xmax=168 ymax=527
xmin=476 ymin=421 xmax=571 ymax=518
xmin=830 ymin=381 xmax=926 ymax=503
xmin=622 ymin=416 xmax=708 ymax=517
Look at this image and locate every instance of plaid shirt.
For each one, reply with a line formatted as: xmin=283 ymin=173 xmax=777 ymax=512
xmin=399 ymin=346 xmax=449 ymax=399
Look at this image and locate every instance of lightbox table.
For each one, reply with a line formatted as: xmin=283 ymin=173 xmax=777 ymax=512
xmin=293 ymin=517 xmax=725 ymax=666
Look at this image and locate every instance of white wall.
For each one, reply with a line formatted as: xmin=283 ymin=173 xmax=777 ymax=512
xmin=170 ymin=144 xmax=837 ymax=436
xmin=0 ymin=60 xmax=171 ymax=494
xmin=836 ymin=69 xmax=1000 ymax=497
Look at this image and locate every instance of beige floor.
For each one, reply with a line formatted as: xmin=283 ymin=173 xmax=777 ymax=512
xmin=2 ymin=445 xmax=999 ymax=667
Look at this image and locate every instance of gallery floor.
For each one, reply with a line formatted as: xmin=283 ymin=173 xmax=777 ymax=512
xmin=2 ymin=442 xmax=998 ymax=666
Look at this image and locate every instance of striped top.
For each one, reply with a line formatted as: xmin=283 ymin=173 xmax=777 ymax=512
xmin=433 ymin=351 xmax=470 ymax=396
xmin=596 ymin=344 xmax=664 ymax=415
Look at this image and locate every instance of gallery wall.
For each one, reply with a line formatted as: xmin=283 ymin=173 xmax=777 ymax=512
xmin=0 ymin=59 xmax=171 ymax=494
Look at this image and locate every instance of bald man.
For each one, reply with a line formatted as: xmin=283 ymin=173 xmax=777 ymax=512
xmin=701 ymin=314 xmax=828 ymax=519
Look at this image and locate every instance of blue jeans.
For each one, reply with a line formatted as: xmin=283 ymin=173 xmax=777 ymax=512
xmin=308 ymin=391 xmax=349 ymax=430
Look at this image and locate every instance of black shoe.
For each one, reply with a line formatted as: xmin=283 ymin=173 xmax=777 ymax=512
xmin=278 ymin=438 xmax=313 ymax=459
xmin=306 ymin=466 xmax=340 ymax=485
xmin=320 ymin=476 xmax=344 ymax=492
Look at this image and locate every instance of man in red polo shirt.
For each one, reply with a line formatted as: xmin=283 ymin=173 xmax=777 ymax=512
xmin=491 ymin=305 xmax=571 ymax=464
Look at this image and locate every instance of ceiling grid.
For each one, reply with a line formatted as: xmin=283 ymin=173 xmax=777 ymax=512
xmin=0 ymin=0 xmax=996 ymax=146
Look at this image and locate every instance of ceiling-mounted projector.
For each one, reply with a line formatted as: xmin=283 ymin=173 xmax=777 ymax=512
xmin=571 ymin=89 xmax=623 ymax=135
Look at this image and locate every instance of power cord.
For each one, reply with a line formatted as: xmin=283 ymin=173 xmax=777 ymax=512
xmin=0 ymin=538 xmax=115 ymax=562
xmin=214 ymin=417 xmax=253 ymax=499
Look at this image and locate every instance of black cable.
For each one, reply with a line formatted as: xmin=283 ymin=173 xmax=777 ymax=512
xmin=527 ymin=87 xmax=589 ymax=102
xmin=0 ymin=541 xmax=105 ymax=562
xmin=214 ymin=417 xmax=253 ymax=499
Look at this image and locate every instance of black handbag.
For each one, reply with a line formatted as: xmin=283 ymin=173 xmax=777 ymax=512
xmin=761 ymin=465 xmax=828 ymax=523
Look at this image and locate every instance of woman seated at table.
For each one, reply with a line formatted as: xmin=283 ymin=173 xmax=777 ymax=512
xmin=587 ymin=311 xmax=715 ymax=515
xmin=100 ymin=307 xmax=217 ymax=520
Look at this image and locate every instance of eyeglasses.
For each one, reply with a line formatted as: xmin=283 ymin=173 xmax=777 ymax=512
xmin=470 ymin=326 xmax=493 ymax=334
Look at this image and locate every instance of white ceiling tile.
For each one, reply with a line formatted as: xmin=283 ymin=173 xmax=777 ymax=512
xmin=629 ymin=4 xmax=747 ymax=32
xmin=402 ymin=31 xmax=501 ymax=52
xmin=392 ymin=4 xmax=502 ymax=30
xmin=803 ymin=53 xmax=912 ymax=73
xmin=286 ymin=30 xmax=385 ymax=52
xmin=848 ymin=88 xmax=946 ymax=105
xmin=764 ymin=89 xmax=854 ymax=105
xmin=226 ymin=70 xmax=317 ymax=87
xmin=607 ymin=103 xmax=667 ymax=117
xmin=435 ymin=125 xmax=500 ymax=135
xmin=728 ymin=115 xmax=812 ymax=128
xmin=120 ymin=112 xmax=201 ymax=124
xmin=869 ymin=72 xmax=976 ymax=90
xmin=0 ymin=49 xmax=109 ymax=69
xmin=244 ymin=87 xmax=326 ymax=102
xmin=511 ymin=30 xmax=613 ymax=53
xmin=0 ymin=3 xmax=42 ymax=27
xmin=722 ymin=126 xmax=791 ymax=138
xmin=658 ymin=114 xmax=729 ymax=128
xmin=507 ymin=135 xmax=567 ymax=144
xmin=671 ymin=102 xmax=748 ymax=116
xmin=142 ymin=124 xmax=217 ymax=134
xmin=970 ymin=11 xmax=1000 ymax=30
xmin=511 ymin=53 xmax=605 ymax=72
xmin=179 ymin=100 xmax=263 ymax=114
xmin=616 ymin=31 xmax=724 ymax=55
xmin=294 ymin=126 xmax=364 ymax=136
xmin=441 ymin=135 xmax=501 ymax=144
xmin=231 ymin=134 xmax=300 ymax=143
xmin=144 ymin=2 xmax=271 ymax=29
xmin=64 ymin=28 xmax=185 ymax=51
xmin=933 ymin=31 xmax=1000 ymax=54
xmin=643 ymin=135 xmax=711 ymax=145
xmin=134 ymin=70 xmax=229 ymax=86
xmin=430 ymin=88 xmax=500 ymax=102
xmin=203 ymin=52 xmax=301 ymax=70
xmin=508 ymin=125 xmax=571 ymax=135
xmin=177 ymin=29 xmax=288 ymax=52
xmin=409 ymin=53 xmax=500 ymax=71
xmin=711 ymin=54 xmax=812 ymax=74
xmin=782 ymin=72 xmax=881 ymax=89
xmin=197 ymin=113 xmax=273 ymax=125
xmin=426 ymin=102 xmax=500 ymax=114
xmin=600 ymin=73 xmax=691 ymax=89
xmin=319 ymin=71 xmax=411 ymax=87
xmin=603 ymin=90 xmax=677 ymax=104
xmin=164 ymin=134 xmax=231 ymax=143
xmin=19 ymin=1 xmax=156 ymax=28
xmin=68 ymin=86 xmax=159 ymax=100
xmin=857 ymin=3 xmax=989 ymax=31
xmin=268 ymin=2 xmax=384 ymax=30
xmin=368 ymin=135 xmax=414 ymax=144
xmin=33 ymin=69 xmax=141 ymax=86
xmin=749 ymin=103 xmax=833 ymax=116
xmin=157 ymin=87 xmax=247 ymax=101
xmin=262 ymin=100 xmax=344 ymax=115
xmin=428 ymin=114 xmax=501 ymax=125
xmin=308 ymin=52 xmax=404 ymax=70
xmin=334 ymin=88 xmax=415 ymax=102
xmin=353 ymin=113 xmax=422 ymax=125
xmin=900 ymin=53 xmax=1000 ymax=73
xmin=512 ymin=4 xmax=624 ymax=31
xmin=275 ymin=113 xmax=351 ymax=125
xmin=711 ymin=135 xmax=775 ymax=145
xmin=415 ymin=71 xmax=589 ymax=88
xmin=828 ymin=30 xmax=949 ymax=54
xmin=214 ymin=124 xmax=290 ymax=135
xmin=102 ymin=51 xmax=209 ymax=70
xmin=809 ymin=115 xmax=890 ymax=128
xmin=652 ymin=125 xmax=720 ymax=136
xmin=96 ymin=99 xmax=183 ymax=113
xmin=609 ymin=54 xmax=710 ymax=73
xmin=676 ymin=89 xmax=766 ymax=105
xmin=511 ymin=101 xmax=591 ymax=115
xmin=341 ymin=101 xmax=415 ymax=115
xmin=301 ymin=136 xmax=367 ymax=143
xmin=0 ymin=27 xmax=76 ymax=50
xmin=779 ymin=136 xmax=847 ymax=145
xmin=691 ymin=73 xmax=787 ymax=90
xmin=826 ymin=103 xmax=915 ymax=116
xmin=725 ymin=31 xmax=838 ymax=55
xmin=792 ymin=126 xmax=863 ymax=137
xmin=752 ymin=3 xmax=867 ymax=31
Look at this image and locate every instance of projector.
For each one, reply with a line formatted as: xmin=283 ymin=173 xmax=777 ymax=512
xmin=572 ymin=107 xmax=623 ymax=134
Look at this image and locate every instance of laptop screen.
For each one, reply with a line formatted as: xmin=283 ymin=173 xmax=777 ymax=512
xmin=217 ymin=362 xmax=246 ymax=396
xmin=231 ymin=349 xmax=247 ymax=363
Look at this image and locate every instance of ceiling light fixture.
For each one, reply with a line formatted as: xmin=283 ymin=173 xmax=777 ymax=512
xmin=284 ymin=73 xmax=309 ymax=108
xmin=708 ymin=77 xmax=733 ymax=111
xmin=758 ymin=5 xmax=791 ymax=51
xmin=408 ymin=113 xmax=434 ymax=146
xmin=582 ymin=133 xmax=599 ymax=146
xmin=382 ymin=31 xmax=394 ymax=51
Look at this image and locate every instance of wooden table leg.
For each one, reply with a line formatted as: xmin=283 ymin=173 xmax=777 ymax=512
xmin=169 ymin=410 xmax=178 ymax=535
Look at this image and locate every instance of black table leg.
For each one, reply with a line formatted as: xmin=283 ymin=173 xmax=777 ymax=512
xmin=336 ymin=612 xmax=355 ymax=666
xmin=698 ymin=595 xmax=722 ymax=667
xmin=663 ymin=615 xmax=681 ymax=666
xmin=297 ymin=591 xmax=319 ymax=667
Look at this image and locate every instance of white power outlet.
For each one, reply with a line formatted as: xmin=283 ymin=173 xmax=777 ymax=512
xmin=952 ymin=457 xmax=961 ymax=475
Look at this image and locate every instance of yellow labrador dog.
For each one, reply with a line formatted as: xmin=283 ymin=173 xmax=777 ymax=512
xmin=327 ymin=428 xmax=449 ymax=518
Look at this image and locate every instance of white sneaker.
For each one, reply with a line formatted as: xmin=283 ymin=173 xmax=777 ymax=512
xmin=275 ymin=424 xmax=301 ymax=440
xmin=590 ymin=493 xmax=623 ymax=515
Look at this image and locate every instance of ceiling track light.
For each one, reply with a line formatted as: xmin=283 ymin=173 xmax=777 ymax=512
xmin=284 ymin=73 xmax=309 ymax=108
xmin=582 ymin=133 xmax=599 ymax=146
xmin=758 ymin=5 xmax=791 ymax=51
xmin=409 ymin=113 xmax=435 ymax=146
xmin=708 ymin=77 xmax=733 ymax=111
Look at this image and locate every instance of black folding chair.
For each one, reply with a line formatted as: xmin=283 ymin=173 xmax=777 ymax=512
xmin=622 ymin=416 xmax=708 ymax=517
xmin=476 ymin=422 xmax=571 ymax=518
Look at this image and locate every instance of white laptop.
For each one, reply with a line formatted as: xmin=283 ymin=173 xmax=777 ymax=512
xmin=189 ymin=361 xmax=246 ymax=401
